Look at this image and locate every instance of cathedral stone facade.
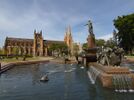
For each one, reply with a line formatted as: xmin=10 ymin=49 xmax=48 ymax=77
xmin=4 ymin=27 xmax=73 ymax=56
xmin=64 ymin=26 xmax=73 ymax=55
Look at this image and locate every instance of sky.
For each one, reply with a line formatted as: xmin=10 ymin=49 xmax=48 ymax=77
xmin=0 ymin=0 xmax=134 ymax=47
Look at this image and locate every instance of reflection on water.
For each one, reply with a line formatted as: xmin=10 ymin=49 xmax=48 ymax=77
xmin=121 ymin=62 xmax=134 ymax=69
xmin=31 ymin=64 xmax=41 ymax=85
xmin=0 ymin=62 xmax=134 ymax=100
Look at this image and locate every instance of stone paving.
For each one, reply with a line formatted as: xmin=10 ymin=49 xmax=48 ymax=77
xmin=1 ymin=57 xmax=54 ymax=68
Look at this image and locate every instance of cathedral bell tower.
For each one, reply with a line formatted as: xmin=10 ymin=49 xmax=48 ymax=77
xmin=33 ymin=30 xmax=44 ymax=56
xmin=64 ymin=26 xmax=73 ymax=55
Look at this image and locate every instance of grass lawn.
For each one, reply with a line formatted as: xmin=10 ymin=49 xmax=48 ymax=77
xmin=126 ymin=55 xmax=134 ymax=58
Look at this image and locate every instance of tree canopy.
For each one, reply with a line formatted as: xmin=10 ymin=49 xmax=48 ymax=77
xmin=95 ymin=39 xmax=105 ymax=47
xmin=82 ymin=38 xmax=117 ymax=49
xmin=82 ymin=43 xmax=88 ymax=49
xmin=49 ymin=43 xmax=68 ymax=51
xmin=0 ymin=48 xmax=4 ymax=55
xmin=82 ymin=39 xmax=106 ymax=49
xmin=48 ymin=43 xmax=68 ymax=55
xmin=105 ymin=38 xmax=116 ymax=48
xmin=114 ymin=13 xmax=134 ymax=54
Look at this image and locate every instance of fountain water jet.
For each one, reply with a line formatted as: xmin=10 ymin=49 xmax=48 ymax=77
xmin=112 ymin=74 xmax=134 ymax=92
xmin=87 ymin=66 xmax=101 ymax=84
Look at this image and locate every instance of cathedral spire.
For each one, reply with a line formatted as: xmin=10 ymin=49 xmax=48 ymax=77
xmin=34 ymin=29 xmax=36 ymax=34
xmin=65 ymin=27 xmax=68 ymax=35
xmin=67 ymin=25 xmax=71 ymax=35
xmin=69 ymin=25 xmax=71 ymax=34
xmin=40 ymin=30 xmax=42 ymax=35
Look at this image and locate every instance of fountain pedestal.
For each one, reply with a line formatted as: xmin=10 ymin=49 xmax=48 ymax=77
xmin=82 ymin=20 xmax=97 ymax=66
xmin=87 ymin=34 xmax=96 ymax=48
xmin=83 ymin=34 xmax=97 ymax=66
xmin=88 ymin=63 xmax=134 ymax=89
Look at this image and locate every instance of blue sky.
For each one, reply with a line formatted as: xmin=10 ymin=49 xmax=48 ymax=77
xmin=0 ymin=0 xmax=134 ymax=47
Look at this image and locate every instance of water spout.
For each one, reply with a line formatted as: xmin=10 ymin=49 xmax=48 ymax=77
xmin=112 ymin=74 xmax=134 ymax=92
xmin=87 ymin=66 xmax=101 ymax=84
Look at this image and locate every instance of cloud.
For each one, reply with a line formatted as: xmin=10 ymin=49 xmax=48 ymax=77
xmin=97 ymin=34 xmax=113 ymax=41
xmin=0 ymin=0 xmax=134 ymax=47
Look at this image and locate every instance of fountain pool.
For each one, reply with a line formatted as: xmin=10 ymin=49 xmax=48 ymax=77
xmin=0 ymin=62 xmax=134 ymax=100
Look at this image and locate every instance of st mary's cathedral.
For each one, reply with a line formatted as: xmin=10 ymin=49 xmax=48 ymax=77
xmin=4 ymin=26 xmax=73 ymax=56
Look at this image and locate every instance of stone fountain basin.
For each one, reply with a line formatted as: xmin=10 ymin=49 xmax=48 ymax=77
xmin=88 ymin=63 xmax=134 ymax=89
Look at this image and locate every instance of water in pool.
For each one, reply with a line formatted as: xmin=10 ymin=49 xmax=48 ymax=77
xmin=0 ymin=62 xmax=134 ymax=100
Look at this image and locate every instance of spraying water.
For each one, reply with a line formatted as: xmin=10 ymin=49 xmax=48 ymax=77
xmin=87 ymin=66 xmax=101 ymax=84
xmin=112 ymin=74 xmax=134 ymax=92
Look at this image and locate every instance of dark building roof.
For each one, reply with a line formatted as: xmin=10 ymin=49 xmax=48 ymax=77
xmin=6 ymin=37 xmax=33 ymax=42
xmin=5 ymin=37 xmax=64 ymax=44
xmin=44 ymin=40 xmax=64 ymax=44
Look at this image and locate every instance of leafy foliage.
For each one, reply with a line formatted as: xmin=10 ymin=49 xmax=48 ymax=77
xmin=105 ymin=38 xmax=116 ymax=48
xmin=95 ymin=39 xmax=105 ymax=47
xmin=48 ymin=43 xmax=68 ymax=55
xmin=12 ymin=47 xmax=19 ymax=55
xmin=49 ymin=43 xmax=67 ymax=51
xmin=82 ymin=39 xmax=106 ymax=49
xmin=114 ymin=13 xmax=134 ymax=54
xmin=0 ymin=48 xmax=4 ymax=54
xmin=82 ymin=43 xmax=88 ymax=49
xmin=73 ymin=43 xmax=79 ymax=56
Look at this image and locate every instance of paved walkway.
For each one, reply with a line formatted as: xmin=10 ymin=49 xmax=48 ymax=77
xmin=0 ymin=56 xmax=77 ymax=70
xmin=1 ymin=57 xmax=54 ymax=68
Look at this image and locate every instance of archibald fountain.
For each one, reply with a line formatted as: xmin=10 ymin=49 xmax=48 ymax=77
xmin=82 ymin=20 xmax=97 ymax=65
xmin=84 ymin=20 xmax=134 ymax=92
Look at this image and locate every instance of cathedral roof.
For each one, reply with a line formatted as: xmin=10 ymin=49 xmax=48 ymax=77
xmin=6 ymin=37 xmax=33 ymax=42
xmin=44 ymin=40 xmax=64 ymax=44
xmin=5 ymin=37 xmax=64 ymax=43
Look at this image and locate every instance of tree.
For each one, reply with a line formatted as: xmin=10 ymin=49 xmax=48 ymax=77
xmin=0 ymin=48 xmax=4 ymax=55
xmin=105 ymin=38 xmax=116 ymax=48
xmin=113 ymin=30 xmax=118 ymax=45
xmin=82 ymin=39 xmax=105 ymax=49
xmin=48 ymin=43 xmax=68 ymax=56
xmin=114 ymin=13 xmax=134 ymax=54
xmin=12 ymin=47 xmax=19 ymax=55
xmin=60 ymin=43 xmax=68 ymax=55
xmin=73 ymin=43 xmax=79 ymax=56
xmin=95 ymin=39 xmax=105 ymax=47
xmin=82 ymin=43 xmax=88 ymax=49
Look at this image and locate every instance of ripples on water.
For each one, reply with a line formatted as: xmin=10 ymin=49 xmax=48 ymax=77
xmin=0 ymin=62 xmax=134 ymax=100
